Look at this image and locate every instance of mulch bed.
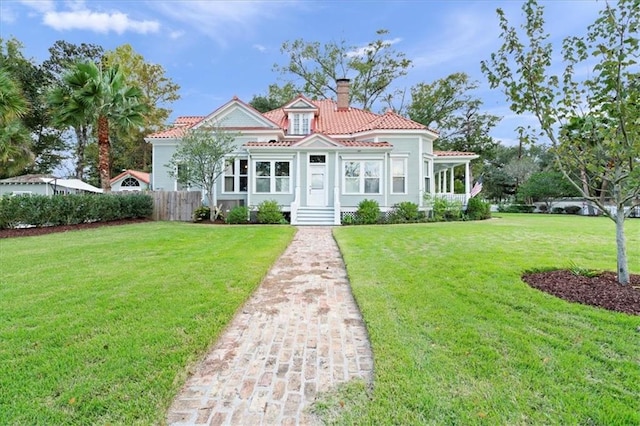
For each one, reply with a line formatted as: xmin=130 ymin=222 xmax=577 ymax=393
xmin=2 ymin=221 xmax=638 ymax=316
xmin=0 ymin=218 xmax=151 ymax=239
xmin=523 ymin=270 xmax=640 ymax=316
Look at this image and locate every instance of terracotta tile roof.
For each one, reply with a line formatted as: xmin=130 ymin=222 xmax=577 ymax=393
xmin=434 ymin=150 xmax=478 ymax=157
xmin=110 ymin=169 xmax=150 ymax=184
xmin=147 ymin=116 xmax=204 ymax=139
xmin=264 ymin=99 xmax=433 ymax=134
xmin=244 ymin=139 xmax=391 ymax=148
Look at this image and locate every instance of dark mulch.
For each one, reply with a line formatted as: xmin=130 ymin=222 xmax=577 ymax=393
xmin=523 ymin=270 xmax=640 ymax=316
xmin=0 ymin=218 xmax=151 ymax=239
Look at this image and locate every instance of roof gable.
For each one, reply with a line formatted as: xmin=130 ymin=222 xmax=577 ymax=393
xmin=292 ymin=133 xmax=343 ymax=148
xmin=195 ymin=97 xmax=281 ymax=130
xmin=282 ymin=95 xmax=318 ymax=112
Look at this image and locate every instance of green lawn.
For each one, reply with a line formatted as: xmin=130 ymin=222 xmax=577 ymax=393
xmin=0 ymin=222 xmax=295 ymax=425
xmin=324 ymin=214 xmax=640 ymax=425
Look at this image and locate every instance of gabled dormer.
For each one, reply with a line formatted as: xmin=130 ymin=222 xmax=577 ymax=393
xmin=282 ymin=95 xmax=318 ymax=136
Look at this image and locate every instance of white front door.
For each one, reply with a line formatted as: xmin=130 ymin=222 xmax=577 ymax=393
xmin=308 ymin=155 xmax=327 ymax=206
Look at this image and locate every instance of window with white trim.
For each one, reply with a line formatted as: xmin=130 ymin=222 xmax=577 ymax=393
xmin=424 ymin=161 xmax=431 ymax=194
xmin=391 ymin=158 xmax=407 ymax=194
xmin=290 ymin=113 xmax=311 ymax=135
xmin=121 ymin=177 xmax=140 ymax=187
xmin=255 ymin=160 xmax=291 ymax=193
xmin=224 ymin=158 xmax=248 ymax=192
xmin=343 ymin=160 xmax=381 ymax=194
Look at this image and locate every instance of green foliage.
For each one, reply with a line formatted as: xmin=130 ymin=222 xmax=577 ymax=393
xmin=432 ymin=196 xmax=463 ymax=221
xmin=226 ymin=205 xmax=249 ymax=224
xmin=356 ymin=199 xmax=381 ymax=224
xmin=481 ymin=0 xmax=640 ymax=283
xmin=568 ymin=260 xmax=602 ymax=278
xmin=465 ymin=197 xmax=491 ymax=220
xmin=498 ymin=204 xmax=536 ymax=213
xmin=193 ymin=205 xmax=210 ymax=222
xmin=341 ymin=214 xmax=356 ymax=226
xmin=0 ymin=193 xmax=152 ymax=229
xmin=274 ymin=29 xmax=411 ymax=110
xmin=388 ymin=201 xmax=422 ymax=223
xmin=517 ymin=171 xmax=580 ymax=208
xmin=166 ymin=126 xmax=237 ymax=210
xmin=256 ymin=200 xmax=286 ymax=224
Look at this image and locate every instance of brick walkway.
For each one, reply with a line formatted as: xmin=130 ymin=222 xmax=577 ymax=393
xmin=167 ymin=227 xmax=373 ymax=425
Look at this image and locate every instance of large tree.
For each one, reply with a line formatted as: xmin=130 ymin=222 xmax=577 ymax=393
xmin=249 ymin=82 xmax=298 ymax=113
xmin=481 ymin=0 xmax=640 ymax=284
xmin=102 ymin=44 xmax=180 ymax=173
xmin=0 ymin=67 xmax=33 ymax=177
xmin=274 ymin=29 xmax=411 ymax=110
xmin=1 ymin=38 xmax=65 ymax=174
xmin=407 ymin=72 xmax=501 ymax=178
xmin=53 ymin=62 xmax=147 ymax=192
xmin=43 ymin=40 xmax=104 ymax=179
xmin=166 ymin=126 xmax=237 ymax=216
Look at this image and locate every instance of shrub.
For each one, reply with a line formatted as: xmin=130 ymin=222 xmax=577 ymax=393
xmin=564 ymin=205 xmax=582 ymax=215
xmin=498 ymin=204 xmax=536 ymax=213
xmin=389 ymin=201 xmax=421 ymax=223
xmin=551 ymin=207 xmax=565 ymax=214
xmin=356 ymin=199 xmax=381 ymax=224
xmin=432 ymin=196 xmax=463 ymax=221
xmin=466 ymin=197 xmax=491 ymax=220
xmin=193 ymin=205 xmax=211 ymax=222
xmin=0 ymin=193 xmax=152 ymax=229
xmin=226 ymin=205 xmax=249 ymax=224
xmin=341 ymin=214 xmax=356 ymax=225
xmin=257 ymin=200 xmax=286 ymax=224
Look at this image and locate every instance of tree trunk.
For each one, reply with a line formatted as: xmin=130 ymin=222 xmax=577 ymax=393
xmin=74 ymin=125 xmax=88 ymax=180
xmin=98 ymin=116 xmax=111 ymax=193
xmin=614 ymin=179 xmax=630 ymax=285
xmin=580 ymin=167 xmax=595 ymax=215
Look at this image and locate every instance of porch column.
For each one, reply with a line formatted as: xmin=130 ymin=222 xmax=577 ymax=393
xmin=450 ymin=166 xmax=455 ymax=194
xmin=465 ymin=162 xmax=470 ymax=196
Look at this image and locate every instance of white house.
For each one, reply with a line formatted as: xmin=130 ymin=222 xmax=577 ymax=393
xmin=110 ymin=170 xmax=151 ymax=192
xmin=0 ymin=174 xmax=102 ymax=196
xmin=147 ymin=80 xmax=478 ymax=225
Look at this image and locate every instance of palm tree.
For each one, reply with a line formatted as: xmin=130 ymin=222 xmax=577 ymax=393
xmin=0 ymin=68 xmax=33 ymax=177
xmin=53 ymin=61 xmax=147 ymax=191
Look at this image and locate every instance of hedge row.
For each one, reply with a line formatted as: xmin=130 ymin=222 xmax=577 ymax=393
xmin=0 ymin=193 xmax=153 ymax=229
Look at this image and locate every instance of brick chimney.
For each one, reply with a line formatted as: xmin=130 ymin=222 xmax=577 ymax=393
xmin=336 ymin=78 xmax=350 ymax=111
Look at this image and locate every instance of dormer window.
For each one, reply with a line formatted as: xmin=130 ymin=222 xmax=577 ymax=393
xmin=290 ymin=113 xmax=311 ymax=135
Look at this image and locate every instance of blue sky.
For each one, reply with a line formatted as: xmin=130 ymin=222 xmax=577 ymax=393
xmin=1 ymin=0 xmax=604 ymax=146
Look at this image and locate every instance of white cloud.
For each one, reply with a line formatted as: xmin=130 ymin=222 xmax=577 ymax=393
xmin=253 ymin=44 xmax=267 ymax=53
xmin=19 ymin=0 xmax=55 ymax=13
xmin=43 ymin=9 xmax=160 ymax=34
xmin=169 ymin=30 xmax=184 ymax=40
xmin=150 ymin=1 xmax=297 ymax=46
xmin=347 ymin=37 xmax=403 ymax=58
xmin=0 ymin=6 xmax=17 ymax=23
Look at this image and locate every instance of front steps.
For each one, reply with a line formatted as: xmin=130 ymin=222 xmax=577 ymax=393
xmin=294 ymin=207 xmax=337 ymax=226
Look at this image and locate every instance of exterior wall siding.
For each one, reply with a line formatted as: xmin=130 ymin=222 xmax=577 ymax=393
xmin=0 ymin=183 xmax=50 ymax=196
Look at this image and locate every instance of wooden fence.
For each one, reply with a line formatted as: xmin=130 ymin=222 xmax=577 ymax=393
xmin=151 ymin=191 xmax=202 ymax=221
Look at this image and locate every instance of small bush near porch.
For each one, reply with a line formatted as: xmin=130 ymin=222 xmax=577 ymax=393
xmin=0 ymin=222 xmax=294 ymax=424
xmin=321 ymin=214 xmax=640 ymax=424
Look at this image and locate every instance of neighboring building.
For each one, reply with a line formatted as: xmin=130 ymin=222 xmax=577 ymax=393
xmin=0 ymin=174 xmax=102 ymax=196
xmin=110 ymin=170 xmax=151 ymax=192
xmin=147 ymin=80 xmax=478 ymax=225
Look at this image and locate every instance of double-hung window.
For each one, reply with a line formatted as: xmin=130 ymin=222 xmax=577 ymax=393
xmin=224 ymin=158 xmax=248 ymax=192
xmin=255 ymin=160 xmax=291 ymax=193
xmin=290 ymin=113 xmax=311 ymax=135
xmin=343 ymin=160 xmax=381 ymax=194
xmin=391 ymin=158 xmax=407 ymax=194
